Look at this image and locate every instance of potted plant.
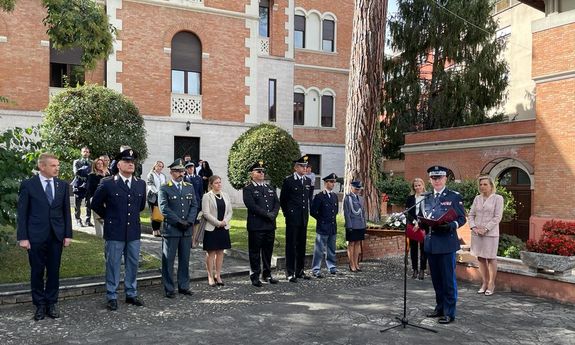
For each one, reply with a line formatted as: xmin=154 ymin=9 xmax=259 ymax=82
xmin=520 ymin=220 xmax=575 ymax=274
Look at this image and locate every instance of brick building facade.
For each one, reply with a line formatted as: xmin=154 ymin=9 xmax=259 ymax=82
xmin=0 ymin=0 xmax=353 ymax=203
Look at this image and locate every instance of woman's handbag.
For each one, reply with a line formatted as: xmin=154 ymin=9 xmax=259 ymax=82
xmin=147 ymin=190 xmax=157 ymax=204
xmin=192 ymin=212 xmax=206 ymax=247
xmin=151 ymin=205 xmax=164 ymax=222
xmin=406 ymin=223 xmax=425 ymax=242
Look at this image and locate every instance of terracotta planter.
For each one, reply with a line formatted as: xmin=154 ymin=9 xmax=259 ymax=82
xmin=520 ymin=251 xmax=575 ymax=275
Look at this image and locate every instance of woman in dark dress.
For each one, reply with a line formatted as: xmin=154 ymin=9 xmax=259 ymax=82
xmin=405 ymin=177 xmax=428 ymax=280
xmin=201 ymin=175 xmax=233 ymax=286
xmin=86 ymin=158 xmax=109 ymax=236
xmin=199 ymin=160 xmax=214 ymax=194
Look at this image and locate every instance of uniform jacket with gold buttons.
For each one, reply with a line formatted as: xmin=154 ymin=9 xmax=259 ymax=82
xmin=158 ymin=180 xmax=198 ymax=237
xmin=91 ymin=175 xmax=147 ymax=241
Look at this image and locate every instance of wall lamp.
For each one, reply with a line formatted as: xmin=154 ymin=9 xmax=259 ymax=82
xmin=186 ymin=121 xmax=191 ymax=131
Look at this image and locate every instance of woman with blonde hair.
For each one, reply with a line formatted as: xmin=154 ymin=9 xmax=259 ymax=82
xmin=344 ymin=181 xmax=367 ymax=272
xmin=469 ymin=175 xmax=504 ymax=296
xmin=405 ymin=177 xmax=427 ymax=280
xmin=146 ymin=161 xmax=166 ymax=237
xmin=202 ymin=175 xmax=233 ymax=286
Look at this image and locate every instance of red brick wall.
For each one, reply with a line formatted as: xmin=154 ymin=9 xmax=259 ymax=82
xmin=362 ymin=231 xmax=405 ymax=259
xmin=270 ymin=0 xmax=288 ymax=57
xmin=531 ymin=22 xmax=575 ymax=221
xmin=403 ymin=121 xmax=536 ymax=181
xmin=118 ymin=2 xmax=248 ymax=119
xmin=205 ymin=0 xmax=249 ymax=13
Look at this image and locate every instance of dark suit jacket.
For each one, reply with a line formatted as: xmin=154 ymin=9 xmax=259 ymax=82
xmin=17 ymin=175 xmax=72 ymax=243
xmin=91 ymin=175 xmax=147 ymax=242
xmin=158 ymin=181 xmax=198 ymax=237
xmin=243 ymin=182 xmax=280 ymax=232
xmin=280 ymin=174 xmax=311 ymax=226
xmin=310 ymin=191 xmax=338 ymax=235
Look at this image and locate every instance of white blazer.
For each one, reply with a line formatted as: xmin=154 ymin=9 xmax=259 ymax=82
xmin=202 ymin=190 xmax=233 ymax=231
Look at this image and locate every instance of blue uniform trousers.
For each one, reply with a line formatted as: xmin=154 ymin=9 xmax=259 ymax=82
xmin=105 ymin=240 xmax=140 ymax=300
xmin=311 ymin=233 xmax=337 ymax=274
xmin=427 ymin=252 xmax=458 ymax=318
xmin=161 ymin=236 xmax=193 ymax=293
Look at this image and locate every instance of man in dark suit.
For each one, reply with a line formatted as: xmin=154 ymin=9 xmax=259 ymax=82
xmin=91 ymin=148 xmax=147 ymax=311
xmin=72 ymin=146 xmax=92 ymax=227
xmin=280 ymin=155 xmax=312 ymax=282
xmin=310 ymin=173 xmax=340 ymax=278
xmin=158 ymin=159 xmax=198 ymax=298
xmin=17 ymin=153 xmax=73 ymax=321
xmin=242 ymin=161 xmax=280 ymax=287
xmin=421 ymin=165 xmax=466 ymax=324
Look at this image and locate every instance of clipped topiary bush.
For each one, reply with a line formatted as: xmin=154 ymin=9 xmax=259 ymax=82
xmin=42 ymin=84 xmax=148 ymax=180
xmin=228 ymin=123 xmax=300 ymax=189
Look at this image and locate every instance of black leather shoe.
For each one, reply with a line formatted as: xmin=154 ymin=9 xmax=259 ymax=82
xmin=438 ymin=316 xmax=454 ymax=324
xmin=265 ymin=277 xmax=279 ymax=284
xmin=85 ymin=220 xmax=94 ymax=227
xmin=426 ymin=310 xmax=444 ymax=318
xmin=165 ymin=291 xmax=176 ymax=298
xmin=178 ymin=289 xmax=193 ymax=296
xmin=33 ymin=305 xmax=45 ymax=321
xmin=125 ymin=296 xmax=144 ymax=307
xmin=252 ymin=280 xmax=263 ymax=287
xmin=412 ymin=270 xmax=418 ymax=279
xmin=46 ymin=304 xmax=60 ymax=319
xmin=287 ymin=276 xmax=297 ymax=283
xmin=107 ymin=299 xmax=118 ymax=311
xmin=418 ymin=270 xmax=425 ymax=280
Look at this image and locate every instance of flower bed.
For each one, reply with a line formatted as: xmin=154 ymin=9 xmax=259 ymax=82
xmin=526 ymin=220 xmax=575 ymax=257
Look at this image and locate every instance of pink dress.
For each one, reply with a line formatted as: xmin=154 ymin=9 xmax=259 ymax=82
xmin=468 ymin=194 xmax=504 ymax=259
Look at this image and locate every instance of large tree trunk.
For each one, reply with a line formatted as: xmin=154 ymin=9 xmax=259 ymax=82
xmin=345 ymin=0 xmax=387 ymax=222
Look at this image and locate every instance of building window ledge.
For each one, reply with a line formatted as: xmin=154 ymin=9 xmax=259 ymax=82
xmin=171 ymin=93 xmax=202 ymax=119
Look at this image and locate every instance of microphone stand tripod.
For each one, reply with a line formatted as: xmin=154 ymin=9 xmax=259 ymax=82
xmin=380 ymin=196 xmax=437 ymax=334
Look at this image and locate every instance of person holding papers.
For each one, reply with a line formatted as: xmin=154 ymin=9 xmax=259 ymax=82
xmin=419 ymin=166 xmax=466 ymax=325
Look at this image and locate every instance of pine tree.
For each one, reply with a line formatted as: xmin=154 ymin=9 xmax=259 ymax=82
xmin=382 ymin=0 xmax=508 ymax=158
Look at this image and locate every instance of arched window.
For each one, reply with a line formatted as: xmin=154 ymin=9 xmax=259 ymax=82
xmin=320 ymin=89 xmax=335 ymax=127
xmin=321 ymin=13 xmax=336 ymax=52
xmin=293 ymin=86 xmax=305 ymax=125
xmin=171 ymin=31 xmax=202 ymax=95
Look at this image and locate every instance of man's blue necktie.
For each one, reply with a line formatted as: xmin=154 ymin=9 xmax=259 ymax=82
xmin=46 ymin=180 xmax=54 ymax=204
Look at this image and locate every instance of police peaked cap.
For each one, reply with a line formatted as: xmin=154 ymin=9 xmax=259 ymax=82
xmin=115 ymin=149 xmax=138 ymax=161
xmin=322 ymin=173 xmax=338 ymax=181
xmin=248 ymin=160 xmax=266 ymax=172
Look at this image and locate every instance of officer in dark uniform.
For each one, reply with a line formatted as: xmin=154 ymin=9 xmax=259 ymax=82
xmin=420 ymin=165 xmax=466 ymax=324
xmin=280 ymin=155 xmax=312 ymax=282
xmin=310 ymin=173 xmax=340 ymax=278
xmin=242 ymin=161 xmax=281 ymax=287
xmin=158 ymin=159 xmax=198 ymax=298
xmin=91 ymin=149 xmax=147 ymax=311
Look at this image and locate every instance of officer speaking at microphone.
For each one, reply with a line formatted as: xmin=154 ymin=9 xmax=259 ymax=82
xmin=420 ymin=165 xmax=466 ymax=324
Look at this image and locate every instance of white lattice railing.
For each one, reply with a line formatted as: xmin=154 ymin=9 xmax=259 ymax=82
xmin=259 ymin=37 xmax=269 ymax=56
xmin=171 ymin=93 xmax=202 ymax=118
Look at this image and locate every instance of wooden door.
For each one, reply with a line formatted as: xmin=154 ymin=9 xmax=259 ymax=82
xmin=498 ymin=168 xmax=531 ymax=241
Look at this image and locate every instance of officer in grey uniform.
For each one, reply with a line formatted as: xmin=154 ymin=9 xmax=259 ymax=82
xmin=242 ymin=161 xmax=280 ymax=287
xmin=158 ymin=159 xmax=199 ymax=298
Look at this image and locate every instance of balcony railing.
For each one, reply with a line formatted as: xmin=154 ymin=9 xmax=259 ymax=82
xmin=259 ymin=37 xmax=269 ymax=56
xmin=171 ymin=93 xmax=202 ymax=118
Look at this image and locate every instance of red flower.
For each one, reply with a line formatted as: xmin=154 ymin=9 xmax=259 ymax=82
xmin=527 ymin=220 xmax=575 ymax=256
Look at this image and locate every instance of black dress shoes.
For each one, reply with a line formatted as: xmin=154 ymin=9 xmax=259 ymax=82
xmin=252 ymin=280 xmax=263 ymax=287
xmin=426 ymin=310 xmax=444 ymax=318
xmin=165 ymin=291 xmax=176 ymax=298
xmin=125 ymin=296 xmax=144 ymax=307
xmin=107 ymin=299 xmax=118 ymax=311
xmin=178 ymin=289 xmax=193 ymax=296
xmin=46 ymin=304 xmax=60 ymax=318
xmin=287 ymin=276 xmax=297 ymax=283
xmin=438 ymin=316 xmax=454 ymax=324
xmin=266 ymin=277 xmax=279 ymax=284
xmin=34 ymin=305 xmax=45 ymax=321
xmin=412 ymin=270 xmax=418 ymax=279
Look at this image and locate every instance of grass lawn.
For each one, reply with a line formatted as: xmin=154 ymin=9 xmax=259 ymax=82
xmin=0 ymin=230 xmax=160 ymax=284
xmin=142 ymin=207 xmax=348 ymax=253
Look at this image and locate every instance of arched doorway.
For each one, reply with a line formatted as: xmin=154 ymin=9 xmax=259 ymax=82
xmin=497 ymin=167 xmax=532 ymax=241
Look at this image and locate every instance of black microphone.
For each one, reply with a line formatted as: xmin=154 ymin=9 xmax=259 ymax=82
xmin=420 ymin=191 xmax=433 ymax=197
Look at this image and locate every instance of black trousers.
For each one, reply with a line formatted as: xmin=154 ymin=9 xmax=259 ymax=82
xmin=248 ymin=230 xmax=275 ymax=281
xmin=410 ymin=239 xmax=427 ymax=271
xmin=74 ymin=195 xmax=91 ymax=221
xmin=285 ymin=223 xmax=307 ymax=277
xmin=28 ymin=231 xmax=63 ymax=306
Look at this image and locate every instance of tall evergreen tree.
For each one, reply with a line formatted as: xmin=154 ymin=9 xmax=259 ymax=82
xmin=382 ymin=0 xmax=508 ymax=158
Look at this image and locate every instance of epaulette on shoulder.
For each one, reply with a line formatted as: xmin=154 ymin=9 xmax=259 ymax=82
xmin=450 ymin=190 xmax=460 ymax=195
xmin=182 ymin=182 xmax=190 ymax=186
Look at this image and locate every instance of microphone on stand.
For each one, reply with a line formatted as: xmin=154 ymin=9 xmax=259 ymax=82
xmin=419 ymin=191 xmax=433 ymax=197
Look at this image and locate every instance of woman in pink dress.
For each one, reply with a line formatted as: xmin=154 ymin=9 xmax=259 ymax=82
xmin=469 ymin=176 xmax=504 ymax=296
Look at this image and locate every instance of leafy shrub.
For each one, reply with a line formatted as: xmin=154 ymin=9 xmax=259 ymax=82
xmin=497 ymin=234 xmax=525 ymax=259
xmin=375 ymin=176 xmax=411 ymax=206
xmin=42 ymin=84 xmax=148 ymax=180
xmin=526 ymin=220 xmax=575 ymax=256
xmin=228 ymin=123 xmax=300 ymax=189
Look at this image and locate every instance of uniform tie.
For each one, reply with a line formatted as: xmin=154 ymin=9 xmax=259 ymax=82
xmin=125 ymin=179 xmax=130 ymax=189
xmin=45 ymin=180 xmax=54 ymax=204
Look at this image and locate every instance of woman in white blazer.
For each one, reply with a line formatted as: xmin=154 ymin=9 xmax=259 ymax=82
xmin=201 ymin=175 xmax=233 ymax=287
